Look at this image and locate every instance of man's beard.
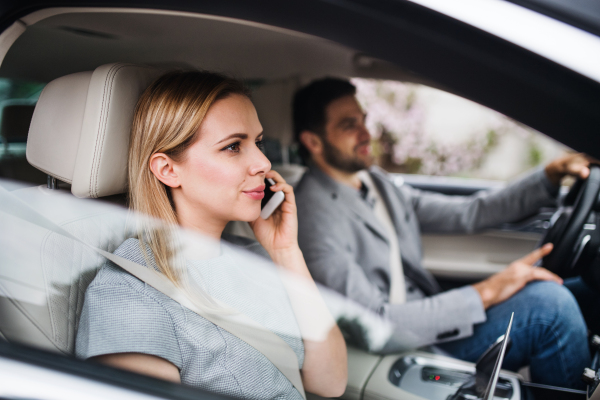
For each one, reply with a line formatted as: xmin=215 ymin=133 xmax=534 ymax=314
xmin=322 ymin=136 xmax=372 ymax=173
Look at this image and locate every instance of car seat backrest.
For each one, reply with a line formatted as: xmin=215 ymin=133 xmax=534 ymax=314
xmin=0 ymin=186 xmax=130 ymax=353
xmin=0 ymin=63 xmax=162 ymax=354
xmin=27 ymin=63 xmax=163 ymax=198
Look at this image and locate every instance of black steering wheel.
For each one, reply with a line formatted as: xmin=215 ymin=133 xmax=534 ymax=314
xmin=541 ymin=165 xmax=600 ymax=283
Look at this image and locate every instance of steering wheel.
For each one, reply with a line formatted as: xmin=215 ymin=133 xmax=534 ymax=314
xmin=541 ymin=164 xmax=600 ymax=280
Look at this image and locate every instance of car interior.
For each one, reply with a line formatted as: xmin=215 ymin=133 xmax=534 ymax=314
xmin=0 ymin=6 xmax=598 ymax=400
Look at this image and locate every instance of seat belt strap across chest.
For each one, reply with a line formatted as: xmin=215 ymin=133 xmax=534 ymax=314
xmin=0 ymin=185 xmax=306 ymax=399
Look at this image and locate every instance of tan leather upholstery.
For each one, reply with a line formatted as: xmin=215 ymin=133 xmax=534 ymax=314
xmin=26 ymin=71 xmax=92 ymax=184
xmin=72 ymin=64 xmax=163 ymax=198
xmin=0 ymin=186 xmax=129 ymax=353
xmin=27 ymin=63 xmax=163 ymax=198
xmin=0 ymin=63 xmax=158 ymax=353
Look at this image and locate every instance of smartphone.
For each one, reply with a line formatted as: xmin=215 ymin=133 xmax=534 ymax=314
xmin=261 ymin=178 xmax=285 ymax=219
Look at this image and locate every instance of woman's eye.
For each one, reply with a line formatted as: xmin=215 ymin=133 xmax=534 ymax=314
xmin=256 ymin=139 xmax=265 ymax=151
xmin=222 ymin=142 xmax=241 ymax=152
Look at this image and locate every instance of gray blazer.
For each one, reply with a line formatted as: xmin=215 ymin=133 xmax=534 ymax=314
xmin=295 ymin=164 xmax=558 ymax=352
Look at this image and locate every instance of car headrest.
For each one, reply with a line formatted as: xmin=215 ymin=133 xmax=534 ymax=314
xmin=27 ymin=63 xmax=163 ymax=198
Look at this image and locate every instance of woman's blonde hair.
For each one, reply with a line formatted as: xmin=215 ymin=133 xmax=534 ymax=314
xmin=128 ymin=70 xmax=250 ymax=283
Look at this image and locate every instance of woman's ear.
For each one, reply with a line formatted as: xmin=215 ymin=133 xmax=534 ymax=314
xmin=299 ymin=131 xmax=323 ymax=156
xmin=149 ymin=153 xmax=181 ymax=188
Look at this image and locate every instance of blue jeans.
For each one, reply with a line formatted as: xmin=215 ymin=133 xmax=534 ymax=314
xmin=438 ymin=280 xmax=592 ymax=390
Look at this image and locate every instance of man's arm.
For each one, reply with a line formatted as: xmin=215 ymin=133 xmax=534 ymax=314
xmin=406 ymin=168 xmax=557 ymax=234
xmin=407 ymin=153 xmax=591 ymax=234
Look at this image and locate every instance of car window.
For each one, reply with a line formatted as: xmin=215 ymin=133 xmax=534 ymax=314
xmin=0 ymin=177 xmax=392 ymax=398
xmin=0 ymin=78 xmax=46 ymax=184
xmin=352 ymin=78 xmax=569 ymax=182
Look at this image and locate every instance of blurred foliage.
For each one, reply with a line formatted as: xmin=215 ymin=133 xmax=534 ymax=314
xmin=352 ymin=78 xmax=558 ymax=178
xmin=528 ymin=140 xmax=543 ymax=167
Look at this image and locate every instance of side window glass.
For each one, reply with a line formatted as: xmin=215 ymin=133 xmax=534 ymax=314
xmin=0 ymin=78 xmax=46 ymax=184
xmin=352 ymin=78 xmax=568 ymax=182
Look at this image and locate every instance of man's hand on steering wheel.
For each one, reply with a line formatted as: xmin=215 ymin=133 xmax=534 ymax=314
xmin=472 ymin=244 xmax=563 ymax=309
xmin=472 ymin=154 xmax=598 ymax=310
xmin=544 ymin=153 xmax=592 ymax=186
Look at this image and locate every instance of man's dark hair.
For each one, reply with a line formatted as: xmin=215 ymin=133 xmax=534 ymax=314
xmin=293 ymin=77 xmax=356 ymax=162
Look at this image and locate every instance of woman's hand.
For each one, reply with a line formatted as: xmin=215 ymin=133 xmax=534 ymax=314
xmin=250 ymin=171 xmax=348 ymax=397
xmin=249 ymin=170 xmax=298 ymax=256
xmin=472 ymin=243 xmax=562 ymax=309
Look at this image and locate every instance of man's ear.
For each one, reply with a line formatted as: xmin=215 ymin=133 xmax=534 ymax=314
xmin=299 ymin=130 xmax=323 ymax=156
xmin=149 ymin=153 xmax=181 ymax=188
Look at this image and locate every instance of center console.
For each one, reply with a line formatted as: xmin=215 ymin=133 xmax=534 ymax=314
xmin=336 ymin=348 xmax=588 ymax=400
xmin=387 ymin=354 xmax=519 ymax=400
xmin=359 ymin=350 xmax=521 ymax=400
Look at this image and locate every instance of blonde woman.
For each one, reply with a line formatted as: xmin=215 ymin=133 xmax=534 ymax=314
xmin=75 ymin=71 xmax=347 ymax=399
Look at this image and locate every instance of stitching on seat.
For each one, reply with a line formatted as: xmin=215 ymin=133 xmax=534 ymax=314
xmin=91 ymin=63 xmax=123 ymax=197
xmin=96 ymin=64 xmax=124 ymax=196
xmin=40 ymin=229 xmax=59 ymax=348
xmin=90 ymin=64 xmax=119 ymax=198
xmin=0 ymin=267 xmax=67 ymax=355
xmin=91 ymin=63 xmax=153 ymax=198
xmin=89 ymin=66 xmax=110 ymax=198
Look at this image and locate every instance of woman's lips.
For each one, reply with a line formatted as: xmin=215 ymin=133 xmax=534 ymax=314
xmin=243 ymin=184 xmax=265 ymax=200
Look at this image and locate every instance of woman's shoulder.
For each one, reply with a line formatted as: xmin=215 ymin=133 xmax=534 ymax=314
xmin=88 ymin=237 xmax=154 ymax=289
xmin=82 ymin=238 xmax=183 ymax=330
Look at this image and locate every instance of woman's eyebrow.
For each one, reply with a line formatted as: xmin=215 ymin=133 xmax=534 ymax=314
xmin=215 ymin=133 xmax=248 ymax=145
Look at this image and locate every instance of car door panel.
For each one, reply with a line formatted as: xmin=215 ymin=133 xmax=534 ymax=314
xmin=421 ymin=230 xmax=540 ymax=281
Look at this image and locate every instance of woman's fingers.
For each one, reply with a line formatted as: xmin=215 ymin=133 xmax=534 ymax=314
xmin=266 ymin=170 xmax=296 ymax=201
xmin=519 ymin=243 xmax=553 ymax=265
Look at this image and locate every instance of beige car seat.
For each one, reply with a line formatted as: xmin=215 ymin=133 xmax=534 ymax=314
xmin=0 ymin=63 xmax=162 ymax=354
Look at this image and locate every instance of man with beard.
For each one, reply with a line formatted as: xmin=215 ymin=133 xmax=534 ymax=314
xmin=292 ymin=77 xmax=595 ymax=389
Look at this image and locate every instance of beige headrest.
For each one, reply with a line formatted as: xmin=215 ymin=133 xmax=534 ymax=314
xmin=27 ymin=63 xmax=163 ymax=198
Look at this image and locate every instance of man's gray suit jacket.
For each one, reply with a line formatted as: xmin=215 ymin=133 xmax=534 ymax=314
xmin=295 ymin=164 xmax=558 ymax=352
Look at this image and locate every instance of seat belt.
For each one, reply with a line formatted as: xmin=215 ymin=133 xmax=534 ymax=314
xmin=0 ymin=184 xmax=306 ymax=399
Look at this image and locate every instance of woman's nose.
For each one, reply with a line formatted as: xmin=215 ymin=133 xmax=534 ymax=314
xmin=249 ymin=146 xmax=271 ymax=176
